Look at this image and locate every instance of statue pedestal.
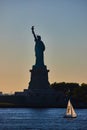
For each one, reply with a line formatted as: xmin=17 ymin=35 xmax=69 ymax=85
xmin=28 ymin=65 xmax=50 ymax=90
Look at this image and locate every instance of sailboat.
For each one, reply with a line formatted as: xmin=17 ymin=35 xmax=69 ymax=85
xmin=64 ymin=99 xmax=77 ymax=118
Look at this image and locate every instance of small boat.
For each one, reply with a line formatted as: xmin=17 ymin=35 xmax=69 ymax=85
xmin=64 ymin=99 xmax=77 ymax=118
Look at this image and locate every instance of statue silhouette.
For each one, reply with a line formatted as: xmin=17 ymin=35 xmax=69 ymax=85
xmin=31 ymin=26 xmax=45 ymax=67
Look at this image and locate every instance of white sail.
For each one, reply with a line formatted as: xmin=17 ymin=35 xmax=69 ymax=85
xmin=66 ymin=100 xmax=72 ymax=116
xmin=65 ymin=99 xmax=77 ymax=118
xmin=71 ymin=104 xmax=77 ymax=117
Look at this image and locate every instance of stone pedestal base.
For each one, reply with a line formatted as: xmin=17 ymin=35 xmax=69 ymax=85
xmin=28 ymin=65 xmax=50 ymax=90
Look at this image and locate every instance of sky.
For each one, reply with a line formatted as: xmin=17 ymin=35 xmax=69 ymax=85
xmin=0 ymin=0 xmax=87 ymax=93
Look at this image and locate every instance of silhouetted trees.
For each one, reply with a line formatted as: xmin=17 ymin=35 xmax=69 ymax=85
xmin=51 ymin=82 xmax=79 ymax=95
xmin=50 ymin=82 xmax=87 ymax=107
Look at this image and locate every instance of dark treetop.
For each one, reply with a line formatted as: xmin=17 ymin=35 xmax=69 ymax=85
xmin=31 ymin=26 xmax=45 ymax=67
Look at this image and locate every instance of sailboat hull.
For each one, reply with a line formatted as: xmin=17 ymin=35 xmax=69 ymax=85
xmin=64 ymin=115 xmax=77 ymax=118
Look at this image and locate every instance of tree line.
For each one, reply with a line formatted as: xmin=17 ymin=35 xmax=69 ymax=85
xmin=50 ymin=82 xmax=87 ymax=107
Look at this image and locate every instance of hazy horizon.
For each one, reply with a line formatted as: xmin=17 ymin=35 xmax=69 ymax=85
xmin=0 ymin=0 xmax=87 ymax=93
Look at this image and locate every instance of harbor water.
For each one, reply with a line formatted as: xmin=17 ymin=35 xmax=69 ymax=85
xmin=0 ymin=108 xmax=87 ymax=130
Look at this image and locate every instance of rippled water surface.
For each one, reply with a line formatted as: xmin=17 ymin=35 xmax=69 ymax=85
xmin=0 ymin=108 xmax=87 ymax=130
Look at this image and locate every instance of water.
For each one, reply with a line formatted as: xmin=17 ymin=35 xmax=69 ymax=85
xmin=0 ymin=108 xmax=87 ymax=130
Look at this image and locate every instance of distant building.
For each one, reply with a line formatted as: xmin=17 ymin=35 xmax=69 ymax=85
xmin=0 ymin=92 xmax=3 ymax=96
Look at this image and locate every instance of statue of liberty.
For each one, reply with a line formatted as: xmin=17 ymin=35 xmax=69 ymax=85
xmin=31 ymin=26 xmax=45 ymax=67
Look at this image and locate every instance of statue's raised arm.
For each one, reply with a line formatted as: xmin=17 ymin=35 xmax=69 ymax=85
xmin=31 ymin=26 xmax=37 ymax=40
